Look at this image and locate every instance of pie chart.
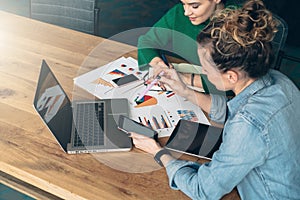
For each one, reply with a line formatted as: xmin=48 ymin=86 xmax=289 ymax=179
xmin=134 ymin=95 xmax=157 ymax=108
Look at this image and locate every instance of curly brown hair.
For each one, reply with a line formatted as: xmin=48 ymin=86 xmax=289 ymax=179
xmin=197 ymin=0 xmax=278 ymax=78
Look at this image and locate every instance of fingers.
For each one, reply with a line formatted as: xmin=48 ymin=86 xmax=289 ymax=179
xmin=130 ymin=132 xmax=152 ymax=150
xmin=145 ymin=64 xmax=178 ymax=91
xmin=129 ymin=132 xmax=138 ymax=138
xmin=168 ymin=63 xmax=174 ymax=69
xmin=130 ymin=132 xmax=162 ymax=155
xmin=159 ymin=76 xmax=174 ymax=88
xmin=159 ymin=69 xmax=177 ymax=82
xmin=152 ymin=61 xmax=168 ymax=72
xmin=129 ymin=132 xmax=149 ymax=140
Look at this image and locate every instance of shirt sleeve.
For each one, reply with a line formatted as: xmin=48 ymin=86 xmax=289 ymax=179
xmin=208 ymin=94 xmax=227 ymax=124
xmin=137 ymin=4 xmax=180 ymax=67
xmin=165 ymin=119 xmax=267 ymax=199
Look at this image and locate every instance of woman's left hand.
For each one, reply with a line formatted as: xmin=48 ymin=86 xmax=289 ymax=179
xmin=130 ymin=132 xmax=162 ymax=156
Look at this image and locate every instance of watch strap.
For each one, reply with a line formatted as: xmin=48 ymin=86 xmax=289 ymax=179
xmin=154 ymin=148 xmax=170 ymax=167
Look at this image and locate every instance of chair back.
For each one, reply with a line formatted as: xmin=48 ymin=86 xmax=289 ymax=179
xmin=272 ymin=14 xmax=288 ymax=70
xmin=30 ymin=0 xmax=98 ymax=35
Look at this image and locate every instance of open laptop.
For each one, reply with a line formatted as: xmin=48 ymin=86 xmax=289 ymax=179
xmin=33 ymin=60 xmax=132 ymax=154
xmin=165 ymin=119 xmax=223 ymax=159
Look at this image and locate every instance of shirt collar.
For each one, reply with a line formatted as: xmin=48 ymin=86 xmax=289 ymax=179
xmin=227 ymin=71 xmax=273 ymax=116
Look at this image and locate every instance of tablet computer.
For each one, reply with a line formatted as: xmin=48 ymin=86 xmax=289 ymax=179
xmin=118 ymin=115 xmax=158 ymax=140
xmin=165 ymin=119 xmax=222 ymax=159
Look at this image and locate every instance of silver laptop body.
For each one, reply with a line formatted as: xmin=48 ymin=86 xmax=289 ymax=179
xmin=33 ymin=60 xmax=132 ymax=154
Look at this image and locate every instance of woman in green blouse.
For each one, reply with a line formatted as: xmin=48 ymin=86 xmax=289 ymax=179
xmin=138 ymin=0 xmax=237 ymax=94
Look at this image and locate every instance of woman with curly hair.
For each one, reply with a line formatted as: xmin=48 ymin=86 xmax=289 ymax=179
xmin=131 ymin=0 xmax=300 ymax=199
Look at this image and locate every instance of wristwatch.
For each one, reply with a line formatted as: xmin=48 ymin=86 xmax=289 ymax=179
xmin=154 ymin=148 xmax=170 ymax=167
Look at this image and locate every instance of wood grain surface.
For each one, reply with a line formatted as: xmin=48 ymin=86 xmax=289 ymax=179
xmin=0 ymin=11 xmax=239 ymax=200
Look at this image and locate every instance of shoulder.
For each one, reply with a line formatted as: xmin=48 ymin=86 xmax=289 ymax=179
xmin=237 ymin=70 xmax=299 ymax=130
xmin=152 ymin=3 xmax=192 ymax=31
xmin=157 ymin=3 xmax=185 ymax=23
xmin=168 ymin=3 xmax=184 ymax=13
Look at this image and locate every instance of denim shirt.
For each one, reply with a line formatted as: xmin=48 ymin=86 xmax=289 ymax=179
xmin=165 ymin=70 xmax=300 ymax=200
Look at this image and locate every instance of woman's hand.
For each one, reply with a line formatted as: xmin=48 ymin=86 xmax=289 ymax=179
xmin=149 ymin=57 xmax=169 ymax=74
xmin=159 ymin=68 xmax=191 ymax=98
xmin=148 ymin=57 xmax=173 ymax=90
xmin=130 ymin=132 xmax=162 ymax=156
xmin=160 ymin=68 xmax=212 ymax=114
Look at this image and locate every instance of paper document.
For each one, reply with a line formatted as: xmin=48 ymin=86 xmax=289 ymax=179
xmin=74 ymin=57 xmax=210 ymax=137
xmin=74 ymin=57 xmax=148 ymax=99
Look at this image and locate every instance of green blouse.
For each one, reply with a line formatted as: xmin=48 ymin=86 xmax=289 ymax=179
xmin=138 ymin=3 xmax=206 ymax=66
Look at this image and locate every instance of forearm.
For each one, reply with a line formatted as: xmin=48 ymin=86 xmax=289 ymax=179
xmin=180 ymin=73 xmax=203 ymax=88
xmin=160 ymin=154 xmax=176 ymax=166
xmin=181 ymin=87 xmax=212 ymax=114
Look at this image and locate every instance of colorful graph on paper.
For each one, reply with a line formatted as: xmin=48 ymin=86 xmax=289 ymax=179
xmin=134 ymin=95 xmax=157 ymax=108
xmin=177 ymin=110 xmax=199 ymax=122
xmin=108 ymin=69 xmax=126 ymax=76
xmin=91 ymin=78 xmax=113 ymax=87
xmin=136 ymin=109 xmax=172 ymax=130
xmin=118 ymin=81 xmax=210 ymax=137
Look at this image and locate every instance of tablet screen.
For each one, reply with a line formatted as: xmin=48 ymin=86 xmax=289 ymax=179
xmin=118 ymin=115 xmax=157 ymax=139
xmin=165 ymin=120 xmax=222 ymax=159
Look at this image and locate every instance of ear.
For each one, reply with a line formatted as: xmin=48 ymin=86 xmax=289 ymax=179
xmin=225 ymin=70 xmax=238 ymax=84
xmin=214 ymin=0 xmax=222 ymax=4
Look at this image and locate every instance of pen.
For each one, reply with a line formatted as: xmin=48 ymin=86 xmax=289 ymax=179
xmin=136 ymin=71 xmax=164 ymax=102
xmin=136 ymin=54 xmax=169 ymax=102
xmin=161 ymin=53 xmax=170 ymax=67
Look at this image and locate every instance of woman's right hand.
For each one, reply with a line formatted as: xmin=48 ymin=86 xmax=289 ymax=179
xmin=159 ymin=68 xmax=191 ymax=98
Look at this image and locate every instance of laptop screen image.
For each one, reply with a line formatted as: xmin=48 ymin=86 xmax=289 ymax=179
xmin=33 ymin=61 xmax=73 ymax=152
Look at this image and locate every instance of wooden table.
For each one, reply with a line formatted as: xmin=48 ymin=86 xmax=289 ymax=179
xmin=0 ymin=11 xmax=240 ymax=200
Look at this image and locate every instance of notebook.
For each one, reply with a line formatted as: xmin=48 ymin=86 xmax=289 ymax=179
xmin=165 ymin=119 xmax=223 ymax=159
xmin=33 ymin=60 xmax=132 ymax=154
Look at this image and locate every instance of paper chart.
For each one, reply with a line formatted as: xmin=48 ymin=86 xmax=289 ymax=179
xmin=74 ymin=57 xmax=148 ymax=99
xmin=119 ymin=86 xmax=210 ymax=137
xmin=101 ymin=57 xmax=145 ymax=83
xmin=74 ymin=56 xmax=210 ymax=137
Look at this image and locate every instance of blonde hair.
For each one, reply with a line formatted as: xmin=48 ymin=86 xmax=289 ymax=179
xmin=197 ymin=0 xmax=278 ymax=78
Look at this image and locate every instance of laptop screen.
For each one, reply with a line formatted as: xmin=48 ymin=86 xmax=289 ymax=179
xmin=33 ymin=60 xmax=73 ymax=152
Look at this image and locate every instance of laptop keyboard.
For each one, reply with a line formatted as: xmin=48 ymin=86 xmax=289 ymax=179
xmin=73 ymin=102 xmax=105 ymax=147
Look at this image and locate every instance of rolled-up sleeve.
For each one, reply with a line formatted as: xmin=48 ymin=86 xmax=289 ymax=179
xmin=166 ymin=160 xmax=207 ymax=199
xmin=209 ymin=94 xmax=227 ymax=124
xmin=164 ymin=118 xmax=267 ymax=200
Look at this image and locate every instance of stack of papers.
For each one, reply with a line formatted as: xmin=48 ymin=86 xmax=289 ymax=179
xmin=74 ymin=57 xmax=210 ymax=137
